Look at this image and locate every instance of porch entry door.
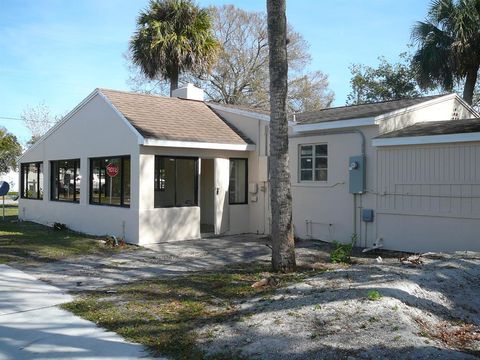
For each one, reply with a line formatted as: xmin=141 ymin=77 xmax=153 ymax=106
xmin=214 ymin=158 xmax=230 ymax=235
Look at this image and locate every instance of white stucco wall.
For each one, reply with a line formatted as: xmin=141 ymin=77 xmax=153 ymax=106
xmin=289 ymin=126 xmax=378 ymax=247
xmin=18 ymin=93 xmax=141 ymax=243
xmin=138 ymin=145 xmax=256 ymax=244
xmin=213 ymin=108 xmax=271 ymax=235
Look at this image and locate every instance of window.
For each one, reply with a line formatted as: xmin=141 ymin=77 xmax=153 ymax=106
xmin=20 ymin=162 xmax=43 ymax=199
xmin=229 ymin=158 xmax=248 ymax=204
xmin=89 ymin=156 xmax=130 ymax=207
xmin=51 ymin=159 xmax=80 ymax=202
xmin=299 ymin=144 xmax=328 ymax=182
xmin=154 ymin=156 xmax=198 ymax=208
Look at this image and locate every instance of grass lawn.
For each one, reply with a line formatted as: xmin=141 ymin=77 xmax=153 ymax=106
xmin=63 ymin=262 xmax=323 ymax=360
xmin=0 ymin=205 xmax=129 ymax=264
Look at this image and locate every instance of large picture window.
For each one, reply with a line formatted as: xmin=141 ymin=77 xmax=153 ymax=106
xmin=20 ymin=162 xmax=44 ymax=199
xmin=154 ymin=156 xmax=198 ymax=208
xmin=229 ymin=158 xmax=248 ymax=204
xmin=299 ymin=144 xmax=328 ymax=182
xmin=51 ymin=159 xmax=80 ymax=202
xmin=90 ymin=156 xmax=130 ymax=207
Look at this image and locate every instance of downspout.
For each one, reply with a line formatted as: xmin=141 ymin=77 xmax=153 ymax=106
xmin=291 ymin=128 xmax=366 ymax=238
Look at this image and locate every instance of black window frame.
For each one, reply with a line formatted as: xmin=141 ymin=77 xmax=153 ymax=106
xmin=89 ymin=155 xmax=131 ymax=208
xmin=20 ymin=162 xmax=43 ymax=200
xmin=154 ymin=155 xmax=199 ymax=208
xmin=299 ymin=144 xmax=328 ymax=182
xmin=229 ymin=158 xmax=248 ymax=205
xmin=50 ymin=159 xmax=81 ymax=203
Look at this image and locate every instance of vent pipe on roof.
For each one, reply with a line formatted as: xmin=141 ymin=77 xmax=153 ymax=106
xmin=171 ymin=83 xmax=204 ymax=101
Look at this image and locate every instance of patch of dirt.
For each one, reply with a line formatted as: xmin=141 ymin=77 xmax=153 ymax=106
xmin=196 ymin=252 xmax=480 ymax=359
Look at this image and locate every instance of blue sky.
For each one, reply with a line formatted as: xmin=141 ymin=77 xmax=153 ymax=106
xmin=0 ymin=0 xmax=431 ymax=143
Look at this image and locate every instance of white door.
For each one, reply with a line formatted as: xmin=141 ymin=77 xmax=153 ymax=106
xmin=214 ymin=158 xmax=230 ymax=234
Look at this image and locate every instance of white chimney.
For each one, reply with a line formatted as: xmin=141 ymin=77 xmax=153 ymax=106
xmin=171 ymin=83 xmax=204 ymax=101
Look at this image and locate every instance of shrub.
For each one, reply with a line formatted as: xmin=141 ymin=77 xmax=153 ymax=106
xmin=330 ymin=234 xmax=357 ymax=263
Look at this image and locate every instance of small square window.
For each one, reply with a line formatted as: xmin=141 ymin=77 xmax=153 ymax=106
xmin=299 ymin=144 xmax=328 ymax=182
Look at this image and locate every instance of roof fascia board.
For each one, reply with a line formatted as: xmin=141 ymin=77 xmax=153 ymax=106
xmin=454 ymin=94 xmax=480 ymax=117
xmin=372 ymin=132 xmax=480 ymax=147
xmin=18 ymin=89 xmax=100 ymax=162
xmin=374 ymin=94 xmax=458 ymax=122
xmin=293 ymin=117 xmax=375 ymax=133
xmin=207 ymin=103 xmax=270 ymax=122
xmin=97 ymin=90 xmax=144 ymax=144
xmin=143 ymin=138 xmax=256 ymax=151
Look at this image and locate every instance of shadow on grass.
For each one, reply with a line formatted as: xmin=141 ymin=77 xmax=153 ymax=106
xmin=0 ymin=205 xmax=131 ymax=264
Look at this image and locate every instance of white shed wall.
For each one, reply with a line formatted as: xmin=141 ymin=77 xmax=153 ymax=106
xmin=376 ymin=142 xmax=480 ymax=252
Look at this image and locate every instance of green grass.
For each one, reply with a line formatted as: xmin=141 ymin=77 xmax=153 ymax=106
xmin=0 ymin=205 xmax=130 ymax=264
xmin=367 ymin=290 xmax=383 ymax=301
xmin=63 ymin=262 xmax=323 ymax=359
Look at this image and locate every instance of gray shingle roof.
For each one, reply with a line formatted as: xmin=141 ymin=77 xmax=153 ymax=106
xmin=295 ymin=95 xmax=446 ymax=124
xmin=99 ymin=89 xmax=252 ymax=145
xmin=375 ymin=119 xmax=480 ymax=138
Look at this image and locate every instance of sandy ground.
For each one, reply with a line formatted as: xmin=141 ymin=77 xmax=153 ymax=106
xmin=12 ymin=237 xmax=480 ymax=359
xmin=197 ymin=251 xmax=480 ymax=359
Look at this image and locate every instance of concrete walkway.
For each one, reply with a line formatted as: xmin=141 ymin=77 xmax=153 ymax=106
xmin=0 ymin=265 xmax=157 ymax=360
xmin=15 ymin=235 xmax=272 ymax=292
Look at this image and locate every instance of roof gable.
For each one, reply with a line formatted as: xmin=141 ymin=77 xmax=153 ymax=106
xmin=99 ymin=89 xmax=251 ymax=145
xmin=295 ymin=95 xmax=446 ymax=125
xmin=375 ymin=118 xmax=480 ymax=139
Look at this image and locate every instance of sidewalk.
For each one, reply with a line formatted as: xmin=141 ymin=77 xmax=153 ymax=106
xmin=0 ymin=265 xmax=159 ymax=360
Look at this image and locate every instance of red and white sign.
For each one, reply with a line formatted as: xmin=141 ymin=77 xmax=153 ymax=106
xmin=106 ymin=163 xmax=119 ymax=177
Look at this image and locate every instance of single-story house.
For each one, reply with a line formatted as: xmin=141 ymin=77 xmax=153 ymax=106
xmin=18 ymin=84 xmax=480 ymax=252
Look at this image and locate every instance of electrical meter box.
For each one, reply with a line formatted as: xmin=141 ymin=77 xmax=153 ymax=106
xmin=362 ymin=208 xmax=374 ymax=222
xmin=348 ymin=155 xmax=365 ymax=194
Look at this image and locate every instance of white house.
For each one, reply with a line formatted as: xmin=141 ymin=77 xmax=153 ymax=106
xmin=18 ymin=85 xmax=480 ymax=252
xmin=18 ymin=85 xmax=270 ymax=245
xmin=290 ymin=94 xmax=480 ymax=252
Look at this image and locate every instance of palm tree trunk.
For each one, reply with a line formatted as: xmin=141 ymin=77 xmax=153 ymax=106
xmin=170 ymin=67 xmax=179 ymax=96
xmin=267 ymin=0 xmax=296 ymax=273
xmin=463 ymin=65 xmax=479 ymax=105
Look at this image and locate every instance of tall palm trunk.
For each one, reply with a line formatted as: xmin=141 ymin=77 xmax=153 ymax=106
xmin=463 ymin=64 xmax=479 ymax=105
xmin=266 ymin=0 xmax=296 ymax=273
xmin=170 ymin=67 xmax=179 ymax=96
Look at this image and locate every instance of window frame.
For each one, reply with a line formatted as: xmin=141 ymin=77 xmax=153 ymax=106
xmin=89 ymin=155 xmax=131 ymax=208
xmin=229 ymin=158 xmax=248 ymax=205
xmin=154 ymin=155 xmax=199 ymax=208
xmin=20 ymin=162 xmax=43 ymax=200
xmin=298 ymin=143 xmax=328 ymax=182
xmin=50 ymin=159 xmax=81 ymax=203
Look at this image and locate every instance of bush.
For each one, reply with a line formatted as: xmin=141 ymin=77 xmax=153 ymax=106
xmin=330 ymin=234 xmax=357 ymax=263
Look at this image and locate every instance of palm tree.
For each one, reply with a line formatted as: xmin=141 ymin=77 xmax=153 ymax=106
xmin=411 ymin=0 xmax=480 ymax=104
xmin=266 ymin=0 xmax=296 ymax=272
xmin=130 ymin=0 xmax=219 ymax=95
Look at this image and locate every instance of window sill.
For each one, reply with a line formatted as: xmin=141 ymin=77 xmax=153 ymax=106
xmin=153 ymin=205 xmax=199 ymax=209
xmin=50 ymin=199 xmax=80 ymax=204
xmin=20 ymin=197 xmax=43 ymax=201
xmin=89 ymin=202 xmax=130 ymax=208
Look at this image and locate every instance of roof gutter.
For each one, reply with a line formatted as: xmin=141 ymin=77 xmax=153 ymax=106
xmin=142 ymin=138 xmax=256 ymax=151
xmin=373 ymin=132 xmax=480 ymax=147
xmin=293 ymin=117 xmax=375 ymax=133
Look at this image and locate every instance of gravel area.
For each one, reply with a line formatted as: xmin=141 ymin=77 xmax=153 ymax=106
xmin=197 ymin=251 xmax=480 ymax=359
